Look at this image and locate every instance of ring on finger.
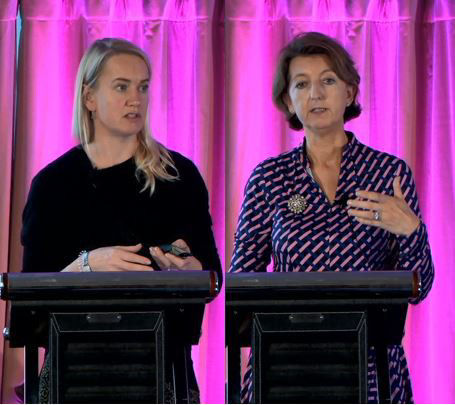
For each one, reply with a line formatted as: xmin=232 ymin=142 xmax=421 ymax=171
xmin=373 ymin=211 xmax=381 ymax=221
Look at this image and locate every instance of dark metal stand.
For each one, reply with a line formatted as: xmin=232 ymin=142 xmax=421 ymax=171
xmin=24 ymin=344 xmax=39 ymax=404
xmin=376 ymin=344 xmax=391 ymax=403
xmin=227 ymin=329 xmax=241 ymax=404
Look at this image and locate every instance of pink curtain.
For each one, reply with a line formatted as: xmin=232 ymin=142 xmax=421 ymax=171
xmin=225 ymin=0 xmax=455 ymax=403
xmin=0 ymin=0 xmax=18 ymax=399
xmin=2 ymin=0 xmax=455 ymax=403
xmin=1 ymin=0 xmax=224 ymax=403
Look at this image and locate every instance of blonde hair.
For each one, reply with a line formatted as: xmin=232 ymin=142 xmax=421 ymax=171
xmin=72 ymin=38 xmax=178 ymax=194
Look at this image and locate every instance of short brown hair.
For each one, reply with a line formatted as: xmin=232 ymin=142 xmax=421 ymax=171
xmin=273 ymin=32 xmax=361 ymax=130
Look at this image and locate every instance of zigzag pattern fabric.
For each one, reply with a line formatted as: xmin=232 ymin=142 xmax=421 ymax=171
xmin=230 ymin=132 xmax=434 ymax=404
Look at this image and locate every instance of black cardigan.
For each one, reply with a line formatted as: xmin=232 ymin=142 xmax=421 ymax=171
xmin=21 ymin=145 xmax=222 ymax=284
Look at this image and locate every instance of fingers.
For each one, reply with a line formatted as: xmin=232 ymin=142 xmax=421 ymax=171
xmin=347 ymin=195 xmax=383 ymax=224
xmin=169 ymin=239 xmax=192 ymax=257
xmin=150 ymin=247 xmax=173 ymax=270
xmin=354 ymin=190 xmax=386 ymax=202
xmin=120 ymin=251 xmax=152 ymax=266
xmin=183 ymin=257 xmax=203 ymax=270
xmin=347 ymin=208 xmax=378 ymax=221
xmin=150 ymin=244 xmax=202 ymax=271
xmin=119 ymin=262 xmax=155 ymax=271
xmin=149 ymin=246 xmax=186 ymax=270
xmin=165 ymin=252 xmax=187 ymax=268
xmin=347 ymin=181 xmax=419 ymax=235
xmin=90 ymin=244 xmax=154 ymax=272
xmin=352 ymin=216 xmax=383 ymax=228
xmin=109 ymin=248 xmax=153 ymax=271
xmin=355 ymin=177 xmax=403 ymax=204
xmin=171 ymin=239 xmax=190 ymax=251
xmin=393 ymin=176 xmax=404 ymax=199
xmin=118 ymin=243 xmax=143 ymax=252
xmin=347 ymin=198 xmax=381 ymax=212
xmin=347 ymin=192 xmax=383 ymax=228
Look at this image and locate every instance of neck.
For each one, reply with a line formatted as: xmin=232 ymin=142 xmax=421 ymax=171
xmin=305 ymin=129 xmax=348 ymax=167
xmin=85 ymin=133 xmax=139 ymax=169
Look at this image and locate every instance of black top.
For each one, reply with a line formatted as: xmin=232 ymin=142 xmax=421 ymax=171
xmin=21 ymin=146 xmax=222 ymax=284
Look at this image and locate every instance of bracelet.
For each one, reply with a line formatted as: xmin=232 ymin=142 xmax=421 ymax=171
xmin=78 ymin=250 xmax=92 ymax=272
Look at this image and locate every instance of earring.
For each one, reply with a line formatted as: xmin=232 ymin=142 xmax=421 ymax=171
xmin=91 ymin=111 xmax=96 ymax=120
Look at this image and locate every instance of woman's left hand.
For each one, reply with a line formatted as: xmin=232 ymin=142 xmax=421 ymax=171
xmin=149 ymin=239 xmax=203 ymax=270
xmin=347 ymin=176 xmax=420 ymax=236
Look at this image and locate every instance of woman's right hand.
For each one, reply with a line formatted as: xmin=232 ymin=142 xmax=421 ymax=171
xmin=88 ymin=243 xmax=153 ymax=272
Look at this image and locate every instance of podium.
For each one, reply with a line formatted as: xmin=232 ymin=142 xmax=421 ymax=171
xmin=1 ymin=270 xmax=219 ymax=404
xmin=226 ymin=271 xmax=419 ymax=404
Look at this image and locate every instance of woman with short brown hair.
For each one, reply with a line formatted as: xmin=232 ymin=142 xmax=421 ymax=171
xmin=230 ymin=32 xmax=434 ymax=403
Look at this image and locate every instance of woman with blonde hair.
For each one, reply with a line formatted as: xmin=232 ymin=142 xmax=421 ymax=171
xmin=21 ymin=38 xmax=221 ymax=403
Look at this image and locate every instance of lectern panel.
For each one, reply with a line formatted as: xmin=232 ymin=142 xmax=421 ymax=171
xmin=49 ymin=312 xmax=164 ymax=404
xmin=252 ymin=312 xmax=367 ymax=404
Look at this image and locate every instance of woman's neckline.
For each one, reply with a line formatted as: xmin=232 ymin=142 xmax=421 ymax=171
xmin=78 ymin=145 xmax=135 ymax=173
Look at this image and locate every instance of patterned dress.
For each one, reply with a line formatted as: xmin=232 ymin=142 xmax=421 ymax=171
xmin=229 ymin=132 xmax=434 ymax=403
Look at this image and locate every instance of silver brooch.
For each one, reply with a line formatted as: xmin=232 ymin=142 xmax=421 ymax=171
xmin=288 ymin=194 xmax=307 ymax=214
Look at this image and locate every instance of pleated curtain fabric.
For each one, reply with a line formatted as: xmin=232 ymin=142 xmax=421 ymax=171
xmin=0 ymin=0 xmax=455 ymax=403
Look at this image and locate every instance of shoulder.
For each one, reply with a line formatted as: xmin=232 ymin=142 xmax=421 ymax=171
xmin=31 ymin=146 xmax=86 ymax=189
xmin=168 ymin=150 xmax=199 ymax=174
xmin=352 ymin=138 xmax=411 ymax=177
xmin=248 ymin=146 xmax=301 ymax=185
xmin=24 ymin=146 xmax=85 ymax=220
xmin=167 ymin=149 xmax=207 ymax=188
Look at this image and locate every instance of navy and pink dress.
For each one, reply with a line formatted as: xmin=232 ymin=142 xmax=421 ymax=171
xmin=229 ymin=132 xmax=434 ymax=403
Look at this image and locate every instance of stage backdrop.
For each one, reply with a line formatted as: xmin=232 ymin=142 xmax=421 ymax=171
xmin=225 ymin=0 xmax=455 ymax=403
xmin=0 ymin=0 xmax=225 ymax=403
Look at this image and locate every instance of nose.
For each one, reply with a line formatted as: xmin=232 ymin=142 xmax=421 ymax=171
xmin=127 ymin=94 xmax=141 ymax=107
xmin=127 ymin=88 xmax=143 ymax=107
xmin=128 ymin=99 xmax=140 ymax=107
xmin=309 ymin=82 xmax=324 ymax=100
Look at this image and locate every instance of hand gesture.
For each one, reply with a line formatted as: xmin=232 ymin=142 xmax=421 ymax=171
xmin=347 ymin=177 xmax=420 ymax=236
xmin=150 ymin=239 xmax=202 ymax=270
xmin=88 ymin=243 xmax=153 ymax=271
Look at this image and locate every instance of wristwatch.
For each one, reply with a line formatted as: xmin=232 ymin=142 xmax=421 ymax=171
xmin=79 ymin=250 xmax=92 ymax=272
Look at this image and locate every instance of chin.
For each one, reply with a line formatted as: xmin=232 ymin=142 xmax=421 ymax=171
xmin=112 ymin=130 xmax=142 ymax=138
xmin=304 ymin=124 xmax=340 ymax=136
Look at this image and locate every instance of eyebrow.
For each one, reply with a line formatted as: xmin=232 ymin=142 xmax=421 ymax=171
xmin=112 ymin=77 xmax=150 ymax=83
xmin=291 ymin=69 xmax=334 ymax=81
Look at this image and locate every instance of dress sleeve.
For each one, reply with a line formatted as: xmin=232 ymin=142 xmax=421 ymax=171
xmin=178 ymin=159 xmax=223 ymax=286
xmin=229 ymin=163 xmax=274 ymax=273
xmin=389 ymin=161 xmax=434 ymax=303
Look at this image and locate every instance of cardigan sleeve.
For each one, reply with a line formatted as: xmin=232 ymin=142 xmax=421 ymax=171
xmin=229 ymin=163 xmax=274 ymax=273
xmin=390 ymin=161 xmax=434 ymax=303
xmin=21 ymin=170 xmax=76 ymax=273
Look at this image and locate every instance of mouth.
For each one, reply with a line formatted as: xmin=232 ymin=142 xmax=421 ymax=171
xmin=124 ymin=112 xmax=141 ymax=120
xmin=310 ymin=107 xmax=328 ymax=113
